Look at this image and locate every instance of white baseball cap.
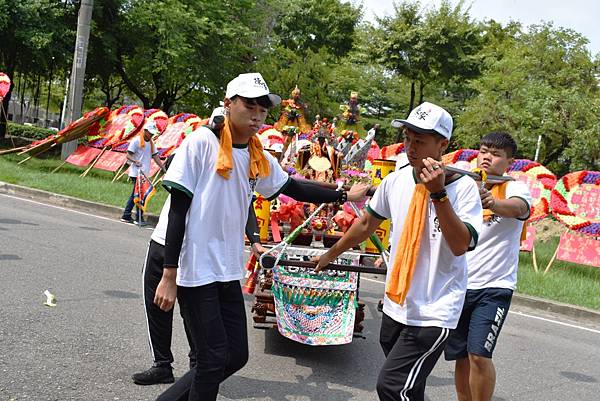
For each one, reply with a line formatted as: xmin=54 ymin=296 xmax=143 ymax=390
xmin=397 ymin=102 xmax=453 ymax=139
xmin=143 ymin=120 xmax=159 ymax=135
xmin=209 ymin=106 xmax=225 ymax=125
xmin=225 ymin=73 xmax=281 ymax=107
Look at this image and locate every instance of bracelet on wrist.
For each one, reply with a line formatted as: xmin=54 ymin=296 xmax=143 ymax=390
xmin=337 ymin=190 xmax=348 ymax=204
xmin=431 ymin=194 xmax=449 ymax=204
xmin=429 ymin=189 xmax=447 ymax=200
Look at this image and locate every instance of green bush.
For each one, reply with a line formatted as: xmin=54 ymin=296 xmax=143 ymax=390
xmin=7 ymin=122 xmax=54 ymax=140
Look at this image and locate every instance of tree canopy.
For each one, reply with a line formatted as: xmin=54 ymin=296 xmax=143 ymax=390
xmin=1 ymin=0 xmax=598 ymax=172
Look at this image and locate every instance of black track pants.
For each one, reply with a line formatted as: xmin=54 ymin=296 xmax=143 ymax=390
xmin=377 ymin=313 xmax=450 ymax=401
xmin=142 ymin=240 xmax=196 ymax=367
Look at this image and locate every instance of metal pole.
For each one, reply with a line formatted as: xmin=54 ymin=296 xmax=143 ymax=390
xmin=534 ymin=134 xmax=542 ymax=162
xmin=61 ymin=0 xmax=94 ymax=160
xmin=58 ymin=77 xmax=69 ymax=130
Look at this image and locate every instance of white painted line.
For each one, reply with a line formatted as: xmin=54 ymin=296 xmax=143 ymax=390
xmin=361 ymin=276 xmax=386 ymax=285
xmin=0 ymin=193 xmax=153 ymax=229
xmin=359 ymin=273 xmax=600 ymax=335
xmin=509 ymin=310 xmax=600 ymax=335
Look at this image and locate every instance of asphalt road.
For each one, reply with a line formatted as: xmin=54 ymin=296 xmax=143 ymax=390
xmin=1 ymin=193 xmax=599 ymax=401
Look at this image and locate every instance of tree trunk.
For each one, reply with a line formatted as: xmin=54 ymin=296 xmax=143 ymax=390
xmin=418 ymin=81 xmax=425 ymax=104
xmin=409 ymin=81 xmax=415 ymax=114
xmin=34 ymin=74 xmax=42 ymax=122
xmin=0 ymin=93 xmax=11 ymax=139
xmin=20 ymin=75 xmax=27 ymax=124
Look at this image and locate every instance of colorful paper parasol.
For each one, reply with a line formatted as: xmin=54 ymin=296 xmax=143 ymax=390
xmin=17 ymin=107 xmax=109 ymax=158
xmin=169 ymin=113 xmax=203 ymax=130
xmin=154 ymin=121 xmax=195 ymax=157
xmin=0 ymin=73 xmax=11 ymax=99
xmin=144 ymin=108 xmax=169 ymax=133
xmin=550 ymin=170 xmax=600 ymax=237
xmin=88 ymin=105 xmax=145 ymax=149
xmin=507 ymin=159 xmax=557 ymax=222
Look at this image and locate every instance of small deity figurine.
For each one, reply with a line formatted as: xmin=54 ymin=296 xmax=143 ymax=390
xmin=305 ymin=122 xmax=342 ymax=182
xmin=336 ymin=91 xmax=366 ymax=137
xmin=274 ymin=85 xmax=312 ymax=134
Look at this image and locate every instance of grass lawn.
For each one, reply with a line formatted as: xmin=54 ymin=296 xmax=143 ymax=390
xmin=0 ymin=153 xmax=167 ymax=215
xmin=1 ymin=152 xmax=599 ymax=310
xmin=518 ymin=237 xmax=600 ymax=310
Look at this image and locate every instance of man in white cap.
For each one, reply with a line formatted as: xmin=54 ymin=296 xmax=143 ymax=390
xmin=316 ymin=102 xmax=482 ymax=401
xmin=151 ymin=72 xmax=368 ymax=401
xmin=120 ymin=120 xmax=165 ymax=225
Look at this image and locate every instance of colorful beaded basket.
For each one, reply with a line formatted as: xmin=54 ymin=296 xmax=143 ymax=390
xmin=550 ymin=171 xmax=600 ymax=237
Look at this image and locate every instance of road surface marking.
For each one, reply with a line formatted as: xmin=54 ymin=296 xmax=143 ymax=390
xmin=360 ymin=275 xmax=600 ymax=335
xmin=0 ymin=193 xmax=152 ymax=229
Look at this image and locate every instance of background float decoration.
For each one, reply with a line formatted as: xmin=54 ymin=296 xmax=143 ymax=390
xmin=0 ymin=72 xmax=11 ymax=99
xmin=88 ymin=105 xmax=145 ymax=149
xmin=550 ymin=170 xmax=600 ymax=237
xmin=379 ymin=142 xmax=405 ymax=160
xmin=507 ymin=159 xmax=557 ymax=222
xmin=143 ymin=108 xmax=169 ymax=133
xmin=13 ymin=107 xmax=109 ymax=163
xmin=169 ymin=112 xmax=203 ymax=130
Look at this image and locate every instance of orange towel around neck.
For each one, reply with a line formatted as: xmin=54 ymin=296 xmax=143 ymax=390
xmin=139 ymin=131 xmax=155 ymax=154
xmin=216 ymin=118 xmax=270 ymax=180
xmin=386 ymin=183 xmax=429 ymax=305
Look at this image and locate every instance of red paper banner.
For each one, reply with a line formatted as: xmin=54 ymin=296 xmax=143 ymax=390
xmin=94 ymin=151 xmax=128 ymax=172
xmin=520 ymin=225 xmax=536 ymax=252
xmin=65 ymin=145 xmax=102 ymax=167
xmin=556 ymin=231 xmax=600 ymax=268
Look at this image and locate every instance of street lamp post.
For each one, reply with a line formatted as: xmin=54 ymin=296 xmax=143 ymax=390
xmin=61 ymin=0 xmax=94 ymax=159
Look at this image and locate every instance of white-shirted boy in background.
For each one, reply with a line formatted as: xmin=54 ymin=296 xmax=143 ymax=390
xmin=444 ymin=131 xmax=531 ymax=401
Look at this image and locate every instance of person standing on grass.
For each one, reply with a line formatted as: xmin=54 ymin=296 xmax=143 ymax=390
xmin=120 ymin=121 xmax=166 ymax=226
xmin=151 ymin=72 xmax=368 ymax=401
xmin=315 ymin=102 xmax=483 ymax=401
xmin=444 ymin=131 xmax=531 ymax=401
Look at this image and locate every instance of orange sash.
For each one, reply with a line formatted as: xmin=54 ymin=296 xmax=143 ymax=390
xmin=216 ymin=118 xmax=270 ymax=180
xmin=386 ymin=183 xmax=429 ymax=305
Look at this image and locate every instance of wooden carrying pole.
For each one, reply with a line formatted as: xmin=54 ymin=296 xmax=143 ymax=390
xmin=260 ymin=255 xmax=387 ymax=275
xmin=80 ymin=146 xmax=107 ymax=177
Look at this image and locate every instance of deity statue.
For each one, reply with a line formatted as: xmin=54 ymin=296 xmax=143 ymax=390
xmin=336 ymin=91 xmax=366 ymax=137
xmin=274 ymin=85 xmax=311 ymax=134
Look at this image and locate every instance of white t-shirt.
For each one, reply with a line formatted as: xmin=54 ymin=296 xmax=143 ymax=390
xmin=127 ymin=136 xmax=157 ymax=177
xmin=158 ymin=127 xmax=289 ymax=287
xmin=466 ymin=180 xmax=532 ymax=290
xmin=151 ymin=195 xmax=172 ymax=246
xmin=367 ymin=166 xmax=482 ymax=329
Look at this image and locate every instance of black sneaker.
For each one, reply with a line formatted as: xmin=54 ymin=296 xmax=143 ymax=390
xmin=132 ymin=365 xmax=174 ymax=385
xmin=120 ymin=216 xmax=134 ymax=223
xmin=134 ymin=219 xmax=148 ymax=227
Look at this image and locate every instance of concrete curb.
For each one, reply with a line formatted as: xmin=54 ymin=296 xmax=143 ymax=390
xmin=0 ymin=181 xmax=159 ymax=225
xmin=2 ymin=180 xmax=600 ymax=324
xmin=511 ymin=293 xmax=600 ymax=324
